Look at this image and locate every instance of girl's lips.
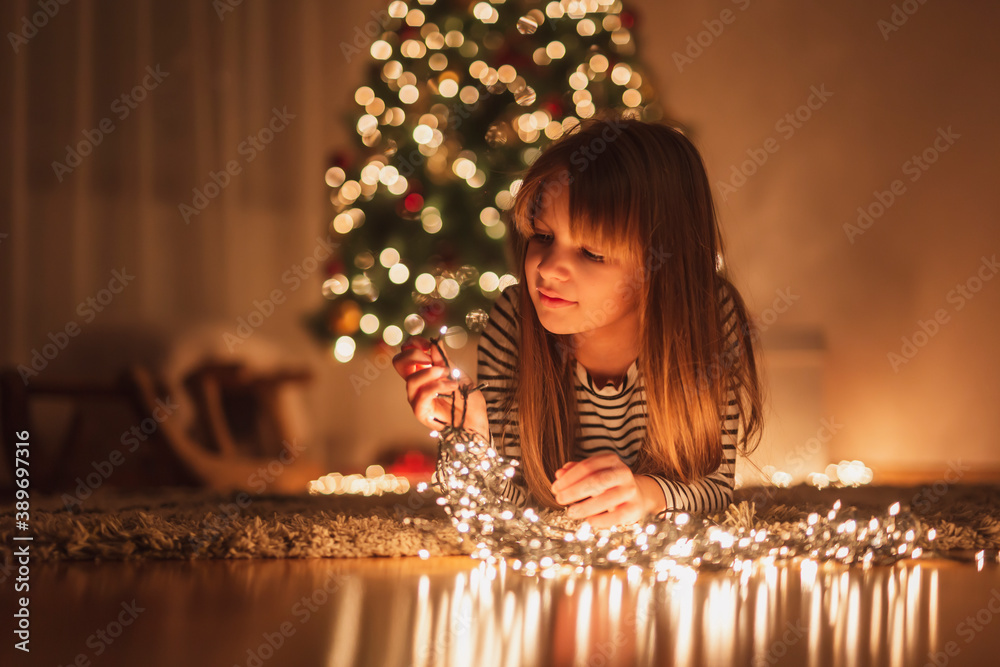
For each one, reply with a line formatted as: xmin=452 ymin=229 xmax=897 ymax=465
xmin=538 ymin=291 xmax=576 ymax=308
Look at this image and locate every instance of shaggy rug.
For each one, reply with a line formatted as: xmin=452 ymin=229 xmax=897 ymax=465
xmin=2 ymin=483 xmax=999 ymax=563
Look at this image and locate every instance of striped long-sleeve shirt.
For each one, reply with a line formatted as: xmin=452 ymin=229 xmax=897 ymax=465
xmin=476 ymin=282 xmax=741 ymax=516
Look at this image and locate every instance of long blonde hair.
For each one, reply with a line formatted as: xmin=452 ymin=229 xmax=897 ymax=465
xmin=501 ymin=112 xmax=764 ymax=509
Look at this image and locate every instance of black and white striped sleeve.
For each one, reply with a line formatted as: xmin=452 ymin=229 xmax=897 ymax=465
xmin=640 ymin=386 xmax=739 ymax=515
xmin=476 ymin=284 xmax=529 ymax=507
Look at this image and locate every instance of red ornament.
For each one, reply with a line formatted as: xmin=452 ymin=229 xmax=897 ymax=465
xmin=373 ymin=340 xmax=396 ymax=358
xmin=542 ymin=99 xmax=563 ymax=118
xmin=327 ymin=150 xmax=351 ymax=171
xmin=387 ymin=450 xmax=436 ymax=476
xmin=325 ymin=258 xmax=345 ymax=276
xmin=421 ymin=302 xmax=446 ymax=328
xmin=404 ymin=193 xmax=424 ymax=212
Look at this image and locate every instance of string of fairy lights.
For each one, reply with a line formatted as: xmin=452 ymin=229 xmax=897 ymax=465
xmin=309 ymin=416 xmax=999 ymax=576
xmin=416 ymin=379 xmax=933 ymax=579
xmin=307 ymin=331 xmax=999 ymax=575
xmin=308 ymin=465 xmax=413 ymax=496
xmin=383 ymin=337 xmax=999 ymax=577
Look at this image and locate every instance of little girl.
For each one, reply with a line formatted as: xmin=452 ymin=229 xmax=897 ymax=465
xmin=393 ymin=114 xmax=763 ymax=529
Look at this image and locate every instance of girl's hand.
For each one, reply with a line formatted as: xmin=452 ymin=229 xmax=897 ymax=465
xmin=550 ymin=453 xmax=654 ymax=529
xmin=392 ymin=335 xmax=437 ymax=379
xmin=392 ymin=336 xmax=490 ymax=436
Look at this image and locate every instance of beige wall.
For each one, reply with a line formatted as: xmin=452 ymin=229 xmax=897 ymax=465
xmin=3 ymin=0 xmax=998 ymax=481
xmin=635 ymin=0 xmax=1000 ymax=476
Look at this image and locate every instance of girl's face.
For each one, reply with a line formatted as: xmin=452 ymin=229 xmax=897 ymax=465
xmin=523 ymin=188 xmax=642 ymax=347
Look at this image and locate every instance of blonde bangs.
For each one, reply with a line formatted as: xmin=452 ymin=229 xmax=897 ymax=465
xmin=510 ymin=157 xmax=644 ymax=268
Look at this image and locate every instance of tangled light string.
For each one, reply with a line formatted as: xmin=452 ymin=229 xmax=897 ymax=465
xmin=430 ymin=417 xmax=937 ymax=579
xmin=422 ymin=340 xmax=946 ymax=579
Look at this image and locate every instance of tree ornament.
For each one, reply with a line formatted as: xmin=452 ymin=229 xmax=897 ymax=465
xmin=465 ymin=308 xmax=489 ymax=333
xmin=327 ymin=299 xmax=362 ymax=336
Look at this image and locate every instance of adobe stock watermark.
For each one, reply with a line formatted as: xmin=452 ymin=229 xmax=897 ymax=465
xmin=394 ymin=79 xmax=500 ymax=179
xmin=878 ymin=0 xmax=931 ymax=41
xmin=213 ymin=0 xmax=244 ymax=21
xmin=843 ymin=126 xmax=959 ymax=243
xmin=911 ymin=459 xmax=970 ymax=513
xmin=7 ymin=0 xmax=71 ymax=53
xmin=60 ymin=395 xmax=180 ymax=510
xmin=671 ymin=0 xmax=753 ymax=72
xmin=56 ymin=600 xmax=146 ymax=665
xmin=716 ymin=85 xmax=833 ymax=201
xmin=697 ymin=286 xmax=800 ymax=389
xmin=752 ymin=619 xmax=808 ymax=666
xmin=17 ymin=267 xmax=135 ymax=385
xmin=233 ymin=570 xmax=349 ymax=667
xmin=50 ymin=65 xmax=169 ymax=182
xmin=339 ymin=8 xmax=392 ymax=63
xmin=887 ymin=253 xmax=998 ymax=372
xmin=780 ymin=417 xmax=843 ymax=477
xmin=524 ymin=116 xmax=633 ymax=223
xmin=923 ymin=587 xmax=1000 ymax=667
xmin=349 ymin=345 xmax=397 ymax=395
xmin=223 ymin=235 xmax=338 ymax=351
xmin=403 ymin=586 xmax=475 ymax=667
xmin=179 ymin=106 xmax=296 ymax=224
xmin=190 ymin=439 xmax=309 ymax=551
xmin=551 ymin=243 xmax=672 ymax=364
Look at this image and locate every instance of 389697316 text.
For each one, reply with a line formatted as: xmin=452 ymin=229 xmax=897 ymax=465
xmin=13 ymin=430 xmax=32 ymax=653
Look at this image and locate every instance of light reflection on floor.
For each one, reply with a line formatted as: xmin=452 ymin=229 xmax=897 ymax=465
xmin=338 ymin=559 xmax=945 ymax=667
xmin=26 ymin=556 xmax=1000 ymax=667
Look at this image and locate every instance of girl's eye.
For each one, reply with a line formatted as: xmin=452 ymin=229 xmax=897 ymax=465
xmin=530 ymin=232 xmax=605 ymax=262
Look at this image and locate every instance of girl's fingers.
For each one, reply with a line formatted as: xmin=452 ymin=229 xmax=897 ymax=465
xmin=552 ymin=453 xmax=620 ymax=493
xmin=553 ymin=462 xmax=628 ymax=505
xmin=586 ymin=498 xmax=646 ymax=530
xmin=555 ymin=461 xmax=578 ymax=479
xmin=429 ymin=343 xmax=449 ymax=368
xmin=405 ymin=366 xmax=449 ymax=404
xmin=552 ymin=461 xmax=588 ymax=491
xmin=401 ymin=336 xmax=430 ymax=351
xmin=392 ymin=347 xmax=433 ymax=378
xmin=586 ymin=507 xmax=632 ymax=531
xmin=396 ymin=336 xmax=468 ymax=430
xmin=567 ymin=486 xmax=633 ymax=521
xmin=413 ymin=378 xmax=463 ymax=429
xmin=552 ymin=459 xmax=603 ymax=496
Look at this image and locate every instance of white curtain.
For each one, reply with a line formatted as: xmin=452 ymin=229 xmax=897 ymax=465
xmin=2 ymin=0 xmax=338 ymax=348
xmin=1 ymin=0 xmax=424 ymax=474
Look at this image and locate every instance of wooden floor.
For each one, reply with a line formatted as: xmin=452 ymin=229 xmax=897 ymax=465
xmin=14 ymin=555 xmax=1000 ymax=666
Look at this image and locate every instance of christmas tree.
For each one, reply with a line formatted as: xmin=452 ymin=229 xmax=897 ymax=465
xmin=308 ymin=0 xmax=663 ymax=363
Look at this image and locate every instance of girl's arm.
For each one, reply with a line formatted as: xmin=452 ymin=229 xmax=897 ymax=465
xmin=551 ymin=385 xmax=738 ymax=527
xmin=640 ymin=386 xmax=739 ymax=516
xmin=476 ymin=285 xmax=529 ymax=507
xmin=634 ymin=475 xmax=670 ymax=516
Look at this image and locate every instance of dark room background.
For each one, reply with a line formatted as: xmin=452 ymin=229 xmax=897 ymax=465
xmin=3 ymin=0 xmax=999 ymax=489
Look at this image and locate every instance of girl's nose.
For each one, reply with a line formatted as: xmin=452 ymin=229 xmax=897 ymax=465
xmin=536 ymin=245 xmax=571 ymax=279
